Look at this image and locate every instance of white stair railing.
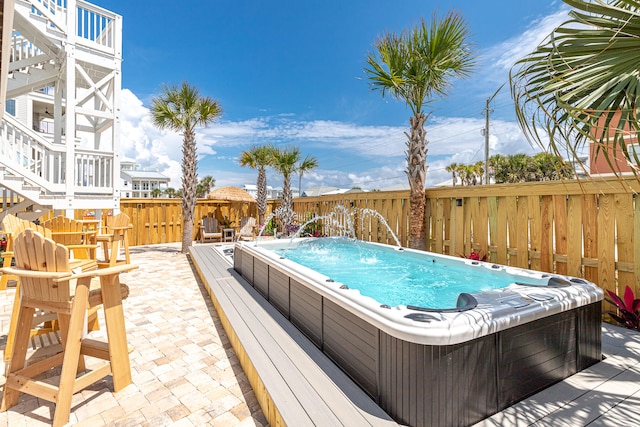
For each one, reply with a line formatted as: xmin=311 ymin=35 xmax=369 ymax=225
xmin=1 ymin=113 xmax=114 ymax=195
xmin=25 ymin=0 xmax=118 ymax=54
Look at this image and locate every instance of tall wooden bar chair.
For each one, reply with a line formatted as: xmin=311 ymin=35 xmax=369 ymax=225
xmin=96 ymin=213 xmax=133 ymax=267
xmin=0 ymin=214 xmax=53 ymax=290
xmin=42 ymin=215 xmax=98 ymax=260
xmin=1 ymin=229 xmax=137 ymax=427
xmin=2 ymin=215 xmax=99 ymax=361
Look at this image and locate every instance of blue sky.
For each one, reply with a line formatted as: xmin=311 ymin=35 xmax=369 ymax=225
xmin=97 ymin=0 xmax=570 ymax=191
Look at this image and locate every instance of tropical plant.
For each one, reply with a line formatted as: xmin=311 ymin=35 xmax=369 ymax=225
xmin=510 ymin=0 xmax=640 ymax=176
xmin=297 ymin=154 xmax=319 ymax=197
xmin=301 ymin=212 xmax=321 ymax=237
xmin=460 ymin=250 xmax=487 ymax=262
xmin=239 ymin=145 xmax=273 ymax=225
xmin=445 ymin=162 xmax=459 ymax=186
xmin=271 ymin=147 xmax=301 ymax=233
xmin=261 ymin=218 xmax=275 ymax=236
xmin=196 ymin=175 xmax=215 ymax=198
xmin=151 ymin=82 xmax=222 ymax=253
xmin=271 ymin=146 xmax=318 ymax=235
xmin=150 ymin=188 xmax=163 ymax=198
xmin=365 ymin=11 xmax=475 ymax=249
xmin=606 ymin=285 xmax=640 ymax=331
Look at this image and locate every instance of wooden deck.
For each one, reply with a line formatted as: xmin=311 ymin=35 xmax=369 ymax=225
xmin=190 ymin=244 xmax=640 ymax=427
xmin=189 ymin=244 xmax=397 ymax=427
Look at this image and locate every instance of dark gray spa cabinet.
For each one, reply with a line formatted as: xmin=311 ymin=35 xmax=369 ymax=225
xmin=234 ymin=244 xmax=602 ymax=427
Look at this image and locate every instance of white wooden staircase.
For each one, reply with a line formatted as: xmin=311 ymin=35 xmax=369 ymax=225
xmin=0 ymin=0 xmax=123 ymax=219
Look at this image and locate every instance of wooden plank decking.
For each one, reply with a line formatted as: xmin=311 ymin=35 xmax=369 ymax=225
xmin=190 ymin=243 xmax=640 ymax=427
xmin=189 ymin=244 xmax=397 ymax=427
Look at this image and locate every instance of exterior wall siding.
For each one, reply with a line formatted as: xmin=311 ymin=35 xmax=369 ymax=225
xmin=289 ymin=278 xmax=323 ymax=347
xmin=322 ymin=299 xmax=379 ymax=398
xmin=253 ymin=258 xmax=269 ymax=298
xmin=267 ymin=267 xmax=290 ymax=317
xmin=497 ymin=311 xmax=577 ymax=408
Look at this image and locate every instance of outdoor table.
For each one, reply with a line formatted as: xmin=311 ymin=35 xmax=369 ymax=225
xmin=223 ymin=228 xmax=235 ymax=242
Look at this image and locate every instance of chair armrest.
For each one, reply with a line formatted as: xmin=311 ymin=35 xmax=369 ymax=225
xmin=109 ymin=225 xmax=133 ymax=231
xmin=59 ymin=263 xmax=139 ymax=280
xmin=66 ymin=244 xmax=99 ymax=249
xmin=1 ymin=267 xmax=71 ymax=279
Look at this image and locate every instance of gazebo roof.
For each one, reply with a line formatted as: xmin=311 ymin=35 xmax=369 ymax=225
xmin=206 ymin=186 xmax=256 ymax=202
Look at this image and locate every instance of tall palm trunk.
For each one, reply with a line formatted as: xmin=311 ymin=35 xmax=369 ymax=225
xmin=257 ymin=168 xmax=267 ymax=225
xmin=406 ymin=113 xmax=427 ymax=250
xmin=281 ymin=173 xmax=294 ymax=234
xmin=181 ymin=130 xmax=197 ymax=253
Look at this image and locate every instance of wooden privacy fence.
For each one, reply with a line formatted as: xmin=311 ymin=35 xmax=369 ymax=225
xmin=115 ymin=198 xmax=281 ymax=246
xmin=293 ymin=177 xmax=640 ymax=301
xmin=31 ymin=176 xmax=638 ymax=300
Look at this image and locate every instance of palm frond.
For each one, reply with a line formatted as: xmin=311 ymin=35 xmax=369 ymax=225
xmin=511 ymin=0 xmax=640 ymax=172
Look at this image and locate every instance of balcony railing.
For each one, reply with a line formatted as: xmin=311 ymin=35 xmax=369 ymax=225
xmin=26 ymin=0 xmax=119 ymax=54
xmin=1 ymin=113 xmax=114 ymax=194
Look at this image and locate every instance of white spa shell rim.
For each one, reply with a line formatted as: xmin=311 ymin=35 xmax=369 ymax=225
xmin=235 ymin=238 xmax=604 ymax=346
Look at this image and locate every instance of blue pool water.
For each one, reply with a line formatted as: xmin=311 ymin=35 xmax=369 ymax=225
xmin=275 ymin=238 xmax=521 ymax=309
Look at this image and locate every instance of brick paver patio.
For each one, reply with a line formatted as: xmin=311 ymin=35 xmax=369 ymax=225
xmin=0 ymin=243 xmax=267 ymax=426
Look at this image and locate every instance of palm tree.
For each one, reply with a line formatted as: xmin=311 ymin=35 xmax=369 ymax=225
xmin=297 ymin=154 xmax=319 ymax=197
xmin=531 ymin=152 xmax=574 ymax=181
xmin=164 ymin=187 xmax=177 ymax=198
xmin=150 ymin=188 xmax=163 ymax=198
xmin=239 ymin=145 xmax=273 ymax=225
xmin=445 ymin=162 xmax=459 ymax=186
xmin=196 ymin=175 xmax=215 ymax=198
xmin=271 ymin=146 xmax=314 ymax=235
xmin=151 ymin=82 xmax=222 ymax=253
xmin=506 ymin=154 xmax=531 ymax=183
xmin=511 ymin=0 xmax=640 ymax=173
xmin=488 ymin=154 xmax=508 ymax=184
xmin=365 ymin=11 xmax=475 ymax=249
xmin=473 ymin=161 xmax=485 ymax=185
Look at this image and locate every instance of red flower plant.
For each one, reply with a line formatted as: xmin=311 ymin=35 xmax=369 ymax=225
xmin=460 ymin=251 xmax=487 ymax=262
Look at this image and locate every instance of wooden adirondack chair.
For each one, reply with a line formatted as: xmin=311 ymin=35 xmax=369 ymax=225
xmin=42 ymin=215 xmax=98 ymax=260
xmin=238 ymin=217 xmax=257 ymax=241
xmin=96 ymin=213 xmax=133 ymax=267
xmin=1 ymin=214 xmax=53 ymax=290
xmin=1 ymin=229 xmax=136 ymax=427
xmin=2 ymin=214 xmax=100 ymax=361
xmin=199 ymin=214 xmax=223 ymax=243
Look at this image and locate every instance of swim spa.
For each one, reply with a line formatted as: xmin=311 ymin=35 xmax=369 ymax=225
xmin=234 ymin=238 xmax=603 ymax=427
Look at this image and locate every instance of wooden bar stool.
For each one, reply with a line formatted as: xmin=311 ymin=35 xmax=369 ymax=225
xmin=96 ymin=213 xmax=133 ymax=267
xmin=1 ymin=229 xmax=137 ymax=427
xmin=42 ymin=215 xmax=99 ymax=260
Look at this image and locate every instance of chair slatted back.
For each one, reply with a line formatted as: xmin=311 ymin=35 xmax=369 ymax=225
xmin=2 ymin=214 xmax=52 ymax=252
xmin=239 ymin=217 xmax=257 ymax=238
xmin=107 ymin=213 xmax=131 ymax=232
xmin=13 ymin=229 xmax=71 ymax=306
xmin=202 ymin=216 xmax=219 ymax=234
xmin=42 ymin=215 xmax=84 ymax=247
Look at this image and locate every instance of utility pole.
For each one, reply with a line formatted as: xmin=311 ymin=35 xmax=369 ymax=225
xmin=482 ymin=83 xmax=504 ymax=185
xmin=484 ymin=97 xmax=490 ymax=185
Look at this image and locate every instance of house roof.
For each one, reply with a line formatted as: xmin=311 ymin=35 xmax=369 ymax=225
xmin=379 ymin=183 xmax=410 ymax=192
xmin=121 ymin=170 xmax=170 ymax=180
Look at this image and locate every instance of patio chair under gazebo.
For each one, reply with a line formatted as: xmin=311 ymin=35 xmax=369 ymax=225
xmin=203 ymin=187 xmax=256 ymax=240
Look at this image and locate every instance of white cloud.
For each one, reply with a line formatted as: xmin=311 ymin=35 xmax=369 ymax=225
xmin=118 ymin=5 xmax=569 ymax=192
xmin=119 ymin=88 xmax=538 ymax=191
xmin=490 ymin=7 xmax=571 ymax=72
